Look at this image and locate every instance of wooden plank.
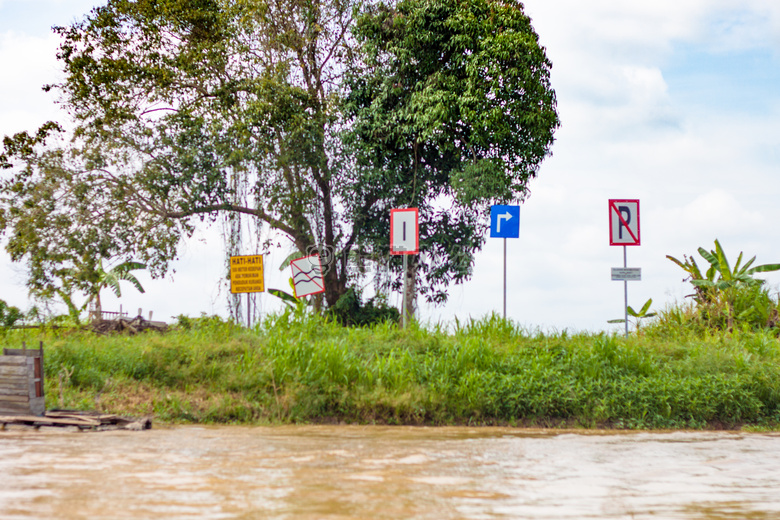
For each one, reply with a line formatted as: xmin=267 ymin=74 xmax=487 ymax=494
xmin=0 ymin=358 xmax=28 ymax=367
xmin=0 ymin=364 xmax=27 ymax=374
xmin=0 ymin=386 xmax=28 ymax=392
xmin=0 ymin=372 xmax=26 ymax=380
xmin=0 ymin=404 xmax=32 ymax=415
xmin=0 ymin=400 xmax=29 ymax=409
xmin=0 ymin=377 xmax=29 ymax=386
xmin=0 ymin=351 xmax=30 ymax=358
xmin=0 ymin=395 xmax=30 ymax=403
xmin=0 ymin=387 xmax=29 ymax=397
xmin=43 ymin=411 xmax=136 ymax=427
xmin=46 ymin=411 xmax=104 ymax=419
xmin=0 ymin=415 xmax=100 ymax=427
xmin=0 ymin=382 xmax=28 ymax=389
xmin=0 ymin=385 xmax=30 ymax=400
xmin=0 ymin=396 xmax=28 ymax=404
xmin=3 ymin=349 xmax=43 ymax=357
xmin=47 ymin=412 xmax=122 ymax=423
xmin=0 ymin=393 xmax=29 ymax=400
xmin=0 ymin=365 xmax=28 ymax=376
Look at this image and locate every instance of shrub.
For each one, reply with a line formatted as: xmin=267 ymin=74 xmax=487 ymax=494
xmin=667 ymin=239 xmax=780 ymax=333
xmin=0 ymin=299 xmax=24 ymax=330
xmin=327 ymin=288 xmax=400 ymax=327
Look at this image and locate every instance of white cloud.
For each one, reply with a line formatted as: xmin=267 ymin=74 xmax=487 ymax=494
xmin=659 ymin=189 xmax=764 ymax=239
xmin=0 ymin=31 xmax=63 ymax=137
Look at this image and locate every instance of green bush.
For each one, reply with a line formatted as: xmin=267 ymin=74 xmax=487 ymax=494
xmin=667 ymin=239 xmax=780 ymax=333
xmin=327 ymin=288 xmax=400 ymax=327
xmin=0 ymin=299 xmax=24 ymax=329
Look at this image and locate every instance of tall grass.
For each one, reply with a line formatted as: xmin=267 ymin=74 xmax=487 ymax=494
xmin=4 ymin=311 xmax=780 ymax=429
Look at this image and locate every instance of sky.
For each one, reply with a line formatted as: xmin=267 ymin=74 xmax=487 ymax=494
xmin=2 ymin=0 xmax=780 ymax=332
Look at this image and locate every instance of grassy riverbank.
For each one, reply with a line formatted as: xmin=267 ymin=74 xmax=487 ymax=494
xmin=6 ymin=311 xmax=780 ymax=429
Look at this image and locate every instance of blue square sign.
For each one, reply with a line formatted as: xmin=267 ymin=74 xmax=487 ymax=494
xmin=490 ymin=205 xmax=520 ymax=238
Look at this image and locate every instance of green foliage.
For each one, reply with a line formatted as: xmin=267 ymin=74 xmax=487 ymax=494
xmin=94 ymin=260 xmax=146 ymax=299
xmin=343 ymin=0 xmax=559 ymax=303
xmin=608 ymin=298 xmax=657 ymax=330
xmin=268 ymin=288 xmax=302 ymax=309
xmin=1 ymin=0 xmax=357 ymax=309
xmin=2 ymin=0 xmax=558 ymax=315
xmin=0 ymin=310 xmax=774 ymax=429
xmin=326 ymin=288 xmax=400 ymax=327
xmin=668 ymin=240 xmax=780 ymax=332
xmin=0 ymin=125 xmax=151 ymax=320
xmin=83 ymin=259 xmax=147 ymax=318
xmin=628 ymin=298 xmax=657 ymax=320
xmin=0 ymin=299 xmax=24 ymax=329
xmin=1 ymin=0 xmax=558 ymax=313
xmin=172 ymin=313 xmax=241 ymax=337
xmin=268 ymin=284 xmax=317 ymax=320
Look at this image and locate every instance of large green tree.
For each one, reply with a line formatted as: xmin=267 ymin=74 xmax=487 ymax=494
xmin=1 ymin=0 xmax=558 ymax=311
xmin=0 ymin=124 xmax=165 ymax=314
xmin=342 ymin=0 xmax=559 ymax=306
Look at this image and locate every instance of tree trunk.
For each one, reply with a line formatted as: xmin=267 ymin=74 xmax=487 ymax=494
xmin=323 ymin=261 xmax=345 ymax=308
xmin=94 ymin=292 xmax=103 ymax=322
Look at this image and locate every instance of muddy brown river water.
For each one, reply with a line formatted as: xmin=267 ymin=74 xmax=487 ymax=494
xmin=1 ymin=425 xmax=779 ymax=519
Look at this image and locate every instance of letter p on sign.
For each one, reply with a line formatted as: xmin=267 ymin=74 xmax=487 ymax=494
xmin=609 ymin=199 xmax=640 ymax=246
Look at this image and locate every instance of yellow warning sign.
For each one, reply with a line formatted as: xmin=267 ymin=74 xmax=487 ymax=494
xmin=230 ymin=255 xmax=265 ymax=294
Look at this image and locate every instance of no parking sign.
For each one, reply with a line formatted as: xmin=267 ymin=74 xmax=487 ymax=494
xmin=609 ymin=199 xmax=640 ymax=246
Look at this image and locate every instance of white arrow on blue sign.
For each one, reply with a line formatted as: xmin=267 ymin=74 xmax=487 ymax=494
xmin=490 ymin=205 xmax=520 ymax=238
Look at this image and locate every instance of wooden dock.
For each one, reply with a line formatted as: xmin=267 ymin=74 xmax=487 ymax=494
xmin=0 ymin=410 xmax=152 ymax=431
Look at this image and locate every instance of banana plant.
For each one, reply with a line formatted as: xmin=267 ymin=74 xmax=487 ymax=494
xmin=79 ymin=260 xmax=147 ymax=320
xmin=668 ymin=239 xmax=780 ymax=330
xmin=694 ymin=239 xmax=780 ymax=289
xmin=608 ymin=298 xmax=656 ymax=330
xmin=668 ymin=239 xmax=780 ymax=302
xmin=268 ymin=278 xmax=310 ymax=314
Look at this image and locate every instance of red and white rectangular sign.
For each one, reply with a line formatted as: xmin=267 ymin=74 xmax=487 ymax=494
xmin=390 ymin=208 xmax=419 ymax=255
xmin=609 ymin=199 xmax=640 ymax=246
xmin=290 ymin=254 xmax=326 ymax=298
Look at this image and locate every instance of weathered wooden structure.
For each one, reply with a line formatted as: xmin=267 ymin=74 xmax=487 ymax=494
xmin=0 ymin=411 xmax=152 ymax=431
xmin=0 ymin=342 xmax=44 ymax=416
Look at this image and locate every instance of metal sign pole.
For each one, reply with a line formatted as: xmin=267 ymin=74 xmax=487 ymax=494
xmin=390 ymin=208 xmax=419 ymax=330
xmin=503 ymin=237 xmax=507 ymax=319
xmin=247 ymin=293 xmax=251 ymax=329
xmin=402 ymin=254 xmax=409 ymax=328
xmin=489 ymin=205 xmax=520 ymax=321
xmin=623 ymin=245 xmax=628 ymax=338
